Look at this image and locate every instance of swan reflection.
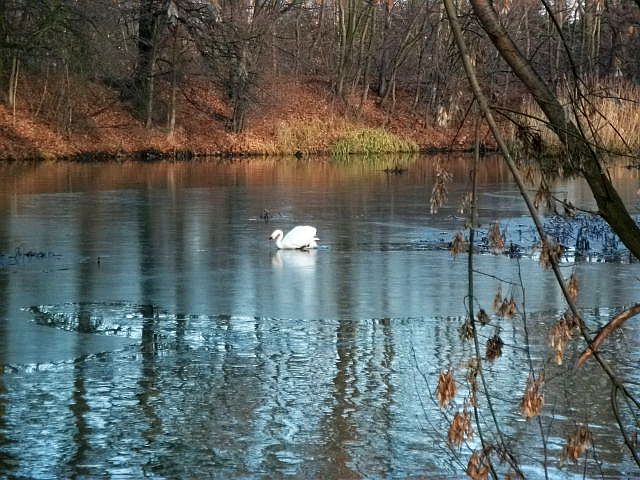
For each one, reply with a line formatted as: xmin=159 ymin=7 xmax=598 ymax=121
xmin=271 ymin=249 xmax=318 ymax=270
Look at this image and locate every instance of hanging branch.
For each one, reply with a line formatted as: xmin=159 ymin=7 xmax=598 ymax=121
xmin=469 ymin=0 xmax=640 ymax=261
xmin=466 ymin=114 xmax=500 ymax=480
xmin=443 ymin=0 xmax=640 ymax=468
xmin=516 ymin=259 xmax=550 ymax=480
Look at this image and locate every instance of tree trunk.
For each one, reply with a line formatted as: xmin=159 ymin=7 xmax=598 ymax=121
xmin=335 ymin=0 xmax=347 ymax=97
xmin=377 ymin=0 xmax=393 ymax=98
xmin=167 ymin=27 xmax=179 ymax=139
xmin=294 ymin=7 xmax=302 ymax=79
xmin=230 ymin=45 xmax=249 ymax=133
xmin=358 ymin=6 xmax=375 ymax=117
xmin=135 ymin=0 xmax=161 ymax=127
xmin=8 ymin=54 xmax=19 ymax=120
xmin=469 ymin=0 xmax=640 ymax=260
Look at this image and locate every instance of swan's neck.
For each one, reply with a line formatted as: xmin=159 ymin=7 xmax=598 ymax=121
xmin=275 ymin=233 xmax=284 ymax=249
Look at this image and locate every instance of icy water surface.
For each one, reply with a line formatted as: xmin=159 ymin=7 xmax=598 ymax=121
xmin=0 ymin=155 xmax=638 ymax=478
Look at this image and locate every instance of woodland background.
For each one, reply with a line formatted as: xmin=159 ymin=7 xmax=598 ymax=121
xmin=0 ymin=0 xmax=639 ymax=159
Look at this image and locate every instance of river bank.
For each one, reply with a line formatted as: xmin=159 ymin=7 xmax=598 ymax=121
xmin=0 ymin=75 xmax=493 ymax=161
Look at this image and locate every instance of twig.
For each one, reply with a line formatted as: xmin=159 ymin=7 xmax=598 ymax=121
xmin=611 ymin=383 xmax=640 ymax=466
xmin=551 ymin=195 xmax=600 ymax=216
xmin=517 ymin=258 xmax=550 ymax=480
xmin=576 ymin=304 xmax=640 ymax=368
xmin=471 ymin=269 xmax=520 ymax=286
xmin=467 ymin=114 xmax=499 ymax=480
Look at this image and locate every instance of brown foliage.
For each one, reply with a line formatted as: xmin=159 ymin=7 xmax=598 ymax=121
xmin=485 ymin=333 xmax=503 ymax=361
xmin=492 ymin=287 xmax=503 ymax=313
xmin=436 ymin=369 xmax=457 ymax=409
xmin=539 ymin=239 xmax=563 ymax=269
xmin=459 ymin=191 xmax=473 ymax=216
xmin=497 ymin=297 xmax=517 ymax=319
xmin=0 ymin=73 xmax=481 ymax=160
xmin=431 ymin=162 xmax=453 ymax=215
xmin=448 ymin=409 xmax=473 ymax=447
xmin=459 ymin=316 xmax=474 ymax=341
xmin=476 ymin=308 xmax=490 ymax=326
xmin=566 ymin=273 xmax=579 ymax=303
xmin=533 ymin=180 xmax=552 ymax=210
xmin=466 ymin=449 xmax=491 ymax=480
xmin=562 ymin=425 xmax=593 ymax=463
xmin=487 ymin=223 xmax=505 ymax=253
xmin=450 ymin=232 xmax=467 ymax=257
xmin=520 ymin=373 xmax=544 ymax=420
xmin=549 ymin=311 xmax=579 ymax=365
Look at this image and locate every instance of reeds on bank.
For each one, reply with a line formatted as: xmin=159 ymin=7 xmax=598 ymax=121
xmin=516 ymin=78 xmax=640 ymax=156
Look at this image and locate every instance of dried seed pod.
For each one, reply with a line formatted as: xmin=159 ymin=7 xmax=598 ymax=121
xmin=466 ymin=358 xmax=479 ymax=405
xmin=520 ymin=373 xmax=544 ymax=419
xmin=566 ymin=273 xmax=579 ymax=303
xmin=448 ymin=409 xmax=473 ymax=447
xmin=487 ymin=223 xmax=505 ymax=253
xmin=450 ymin=232 xmax=467 ymax=257
xmin=477 ymin=309 xmax=490 ymax=326
xmin=497 ymin=297 xmax=517 ymax=319
xmin=492 ymin=287 xmax=503 ymax=313
xmin=562 ymin=425 xmax=593 ymax=462
xmin=486 ymin=334 xmax=504 ymax=361
xmin=459 ymin=192 xmax=473 ymax=216
xmin=436 ymin=369 xmax=457 ymax=409
xmin=549 ymin=312 xmax=578 ymax=365
xmin=533 ymin=180 xmax=551 ymax=210
xmin=459 ymin=316 xmax=473 ymax=341
xmin=539 ymin=238 xmax=563 ymax=269
xmin=430 ymin=163 xmax=452 ymax=214
xmin=466 ymin=357 xmax=479 ymax=384
xmin=466 ymin=449 xmax=491 ymax=480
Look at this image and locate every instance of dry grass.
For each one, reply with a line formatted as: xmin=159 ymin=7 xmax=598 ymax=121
xmin=517 ymin=78 xmax=640 ymax=155
xmin=331 ymin=127 xmax=419 ymax=156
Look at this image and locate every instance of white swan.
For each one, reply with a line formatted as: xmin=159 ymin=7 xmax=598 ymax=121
xmin=269 ymin=226 xmax=319 ymax=250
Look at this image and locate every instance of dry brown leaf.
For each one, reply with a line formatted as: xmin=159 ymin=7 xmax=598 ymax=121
xmin=466 ymin=449 xmax=491 ymax=480
xmin=477 ymin=308 xmax=490 ymax=326
xmin=487 ymin=223 xmax=505 ymax=253
xmin=450 ymin=232 xmax=467 ymax=257
xmin=436 ymin=369 xmax=457 ymax=409
xmin=562 ymin=425 xmax=593 ymax=462
xmin=566 ymin=273 xmax=579 ymax=303
xmin=539 ymin=238 xmax=563 ymax=269
xmin=448 ymin=409 xmax=473 ymax=447
xmin=460 ymin=316 xmax=473 ymax=341
xmin=485 ymin=334 xmax=504 ymax=361
xmin=549 ymin=311 xmax=578 ymax=365
xmin=492 ymin=287 xmax=503 ymax=313
xmin=520 ymin=373 xmax=544 ymax=419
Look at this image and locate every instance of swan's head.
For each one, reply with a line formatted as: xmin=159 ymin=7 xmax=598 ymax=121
xmin=269 ymin=229 xmax=284 ymax=241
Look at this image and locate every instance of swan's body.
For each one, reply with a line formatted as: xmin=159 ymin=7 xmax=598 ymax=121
xmin=269 ymin=226 xmax=319 ymax=250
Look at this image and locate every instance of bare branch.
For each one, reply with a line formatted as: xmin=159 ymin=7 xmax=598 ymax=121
xmin=577 ymin=304 xmax=640 ymax=368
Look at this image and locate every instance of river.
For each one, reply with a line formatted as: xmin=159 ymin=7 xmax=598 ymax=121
xmin=0 ymin=155 xmax=638 ymax=478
